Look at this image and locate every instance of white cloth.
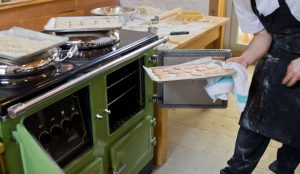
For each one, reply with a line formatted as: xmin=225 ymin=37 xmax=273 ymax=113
xmin=204 ymin=62 xmax=249 ymax=112
xmin=233 ymin=0 xmax=300 ymax=33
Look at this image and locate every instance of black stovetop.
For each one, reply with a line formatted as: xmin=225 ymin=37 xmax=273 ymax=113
xmin=0 ymin=29 xmax=158 ymax=116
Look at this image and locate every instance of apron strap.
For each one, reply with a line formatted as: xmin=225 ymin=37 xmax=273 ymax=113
xmin=278 ymin=0 xmax=286 ymax=6
xmin=250 ymin=0 xmax=261 ymax=17
xmin=251 ymin=0 xmax=286 ymax=17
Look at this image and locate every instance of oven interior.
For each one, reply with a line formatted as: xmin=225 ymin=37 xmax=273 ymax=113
xmin=106 ymin=57 xmax=145 ymax=133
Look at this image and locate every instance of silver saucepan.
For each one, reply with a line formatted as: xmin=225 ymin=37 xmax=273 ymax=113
xmin=0 ymin=45 xmax=78 ymax=77
xmin=91 ymin=6 xmax=136 ymax=22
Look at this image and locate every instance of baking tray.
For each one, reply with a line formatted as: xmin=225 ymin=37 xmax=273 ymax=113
xmin=0 ymin=27 xmax=68 ymax=61
xmin=144 ymin=58 xmax=235 ymax=83
xmin=44 ymin=16 xmax=125 ymax=32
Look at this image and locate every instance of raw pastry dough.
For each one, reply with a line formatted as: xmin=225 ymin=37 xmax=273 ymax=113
xmin=157 ymin=74 xmax=173 ymax=79
xmin=168 ymin=69 xmax=183 ymax=74
xmin=191 ymin=71 xmax=205 ymax=76
xmin=54 ymin=18 xmax=121 ymax=29
xmin=0 ymin=35 xmax=56 ymax=56
xmin=148 ymin=60 xmax=232 ymax=81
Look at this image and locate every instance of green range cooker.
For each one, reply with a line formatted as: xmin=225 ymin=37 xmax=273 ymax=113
xmin=0 ymin=27 xmax=232 ymax=174
xmin=0 ymin=29 xmax=167 ymax=174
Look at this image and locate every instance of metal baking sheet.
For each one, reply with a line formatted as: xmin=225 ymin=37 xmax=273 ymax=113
xmin=144 ymin=58 xmax=236 ymax=83
xmin=44 ymin=16 xmax=125 ymax=32
xmin=0 ymin=27 xmax=68 ymax=61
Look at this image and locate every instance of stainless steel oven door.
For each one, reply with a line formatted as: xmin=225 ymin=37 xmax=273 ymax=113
xmin=155 ymin=49 xmax=232 ymax=108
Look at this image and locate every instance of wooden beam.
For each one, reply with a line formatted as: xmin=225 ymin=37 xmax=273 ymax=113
xmin=209 ymin=0 xmax=226 ymax=17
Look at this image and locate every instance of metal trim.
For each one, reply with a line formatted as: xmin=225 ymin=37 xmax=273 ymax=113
xmin=156 ymin=49 xmax=231 ymax=108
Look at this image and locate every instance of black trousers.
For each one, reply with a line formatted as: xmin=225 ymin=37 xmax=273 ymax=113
xmin=220 ymin=127 xmax=300 ymax=174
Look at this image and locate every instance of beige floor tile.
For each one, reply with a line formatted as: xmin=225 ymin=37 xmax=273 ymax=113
xmin=252 ymin=167 xmax=272 ymax=174
xmin=194 ymin=112 xmax=239 ymax=138
xmin=257 ymin=145 xmax=277 ymax=169
xmin=168 ymin=108 xmax=206 ymax=128
xmin=203 ymin=134 xmax=237 ymax=160
xmin=168 ymin=121 xmax=217 ymax=152
xmin=153 ymin=142 xmax=227 ymax=174
xmin=269 ymin=140 xmax=282 ymax=148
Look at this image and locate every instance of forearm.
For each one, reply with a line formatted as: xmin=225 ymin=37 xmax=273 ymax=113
xmin=240 ymin=29 xmax=273 ymax=65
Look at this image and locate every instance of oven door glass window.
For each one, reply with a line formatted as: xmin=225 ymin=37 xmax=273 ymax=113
xmin=106 ymin=57 xmax=145 ymax=133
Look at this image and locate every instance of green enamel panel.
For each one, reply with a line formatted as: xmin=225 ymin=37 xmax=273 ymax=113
xmin=110 ymin=115 xmax=153 ymax=174
xmin=78 ymin=158 xmax=103 ymax=174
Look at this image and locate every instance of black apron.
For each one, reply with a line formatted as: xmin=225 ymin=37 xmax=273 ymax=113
xmin=240 ymin=0 xmax=300 ymax=149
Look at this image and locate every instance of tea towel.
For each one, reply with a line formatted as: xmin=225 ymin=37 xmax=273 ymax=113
xmin=205 ymin=62 xmax=249 ymax=112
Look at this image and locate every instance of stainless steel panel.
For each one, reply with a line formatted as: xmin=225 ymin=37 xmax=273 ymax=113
xmin=157 ymin=49 xmax=231 ymax=108
xmin=162 ymin=79 xmax=221 ymax=105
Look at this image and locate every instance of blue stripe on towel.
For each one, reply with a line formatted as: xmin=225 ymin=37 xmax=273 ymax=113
xmin=217 ymin=76 xmax=233 ymax=83
xmin=236 ymin=94 xmax=248 ymax=103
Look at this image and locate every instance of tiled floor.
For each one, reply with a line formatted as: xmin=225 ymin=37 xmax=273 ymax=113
xmin=152 ymin=66 xmax=300 ymax=174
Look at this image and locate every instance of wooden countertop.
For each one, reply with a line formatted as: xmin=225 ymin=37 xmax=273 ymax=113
xmin=166 ymin=16 xmax=229 ymax=49
xmin=124 ymin=15 xmax=229 ymax=49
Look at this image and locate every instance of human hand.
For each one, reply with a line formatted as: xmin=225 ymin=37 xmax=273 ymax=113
xmin=226 ymin=57 xmax=249 ymax=68
xmin=282 ymin=58 xmax=300 ymax=87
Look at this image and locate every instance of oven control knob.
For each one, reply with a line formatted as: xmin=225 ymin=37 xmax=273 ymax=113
xmin=50 ymin=124 xmax=62 ymax=138
xmin=61 ymin=118 xmax=72 ymax=132
xmin=71 ymin=112 xmax=82 ymax=124
xmin=39 ymin=131 xmax=52 ymax=145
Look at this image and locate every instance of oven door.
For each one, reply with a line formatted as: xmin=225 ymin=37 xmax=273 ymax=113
xmin=153 ymin=49 xmax=232 ymax=108
xmin=13 ymin=124 xmax=104 ymax=174
xmin=13 ymin=123 xmax=64 ymax=174
xmin=110 ymin=115 xmax=154 ymax=174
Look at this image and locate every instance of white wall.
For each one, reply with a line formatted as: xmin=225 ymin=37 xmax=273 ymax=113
xmin=120 ymin=0 xmax=209 ymax=14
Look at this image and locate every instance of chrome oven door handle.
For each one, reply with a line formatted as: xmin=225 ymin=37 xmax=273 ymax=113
xmin=113 ymin=164 xmax=127 ymax=174
xmin=7 ymin=36 xmax=169 ymax=119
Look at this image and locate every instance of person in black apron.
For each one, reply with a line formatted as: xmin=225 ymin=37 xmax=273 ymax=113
xmin=221 ymin=0 xmax=300 ymax=173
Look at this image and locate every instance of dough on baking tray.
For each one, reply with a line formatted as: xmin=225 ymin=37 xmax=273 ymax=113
xmin=152 ymin=69 xmax=163 ymax=74
xmin=180 ymin=64 xmax=197 ymax=69
xmin=54 ymin=18 xmax=122 ymax=29
xmin=150 ymin=61 xmax=230 ymax=81
xmin=181 ymin=68 xmax=193 ymax=73
xmin=191 ymin=71 xmax=205 ymax=76
xmin=0 ymin=35 xmax=56 ymax=56
xmin=194 ymin=66 xmax=207 ymax=71
xmin=175 ymin=73 xmax=190 ymax=77
xmin=157 ymin=74 xmax=173 ymax=79
xmin=168 ymin=69 xmax=183 ymax=74
xmin=206 ymin=63 xmax=220 ymax=69
xmin=161 ymin=67 xmax=173 ymax=72
xmin=154 ymin=72 xmax=169 ymax=76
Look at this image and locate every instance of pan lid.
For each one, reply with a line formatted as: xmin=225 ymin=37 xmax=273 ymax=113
xmin=55 ymin=30 xmax=120 ymax=50
xmin=0 ymin=51 xmax=56 ymax=77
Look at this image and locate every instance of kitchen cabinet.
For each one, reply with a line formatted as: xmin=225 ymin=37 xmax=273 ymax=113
xmin=0 ymin=0 xmax=119 ymax=31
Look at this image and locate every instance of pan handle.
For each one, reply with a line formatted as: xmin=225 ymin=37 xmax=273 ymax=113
xmin=7 ymin=36 xmax=169 ymax=119
xmin=54 ymin=45 xmax=78 ymax=62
